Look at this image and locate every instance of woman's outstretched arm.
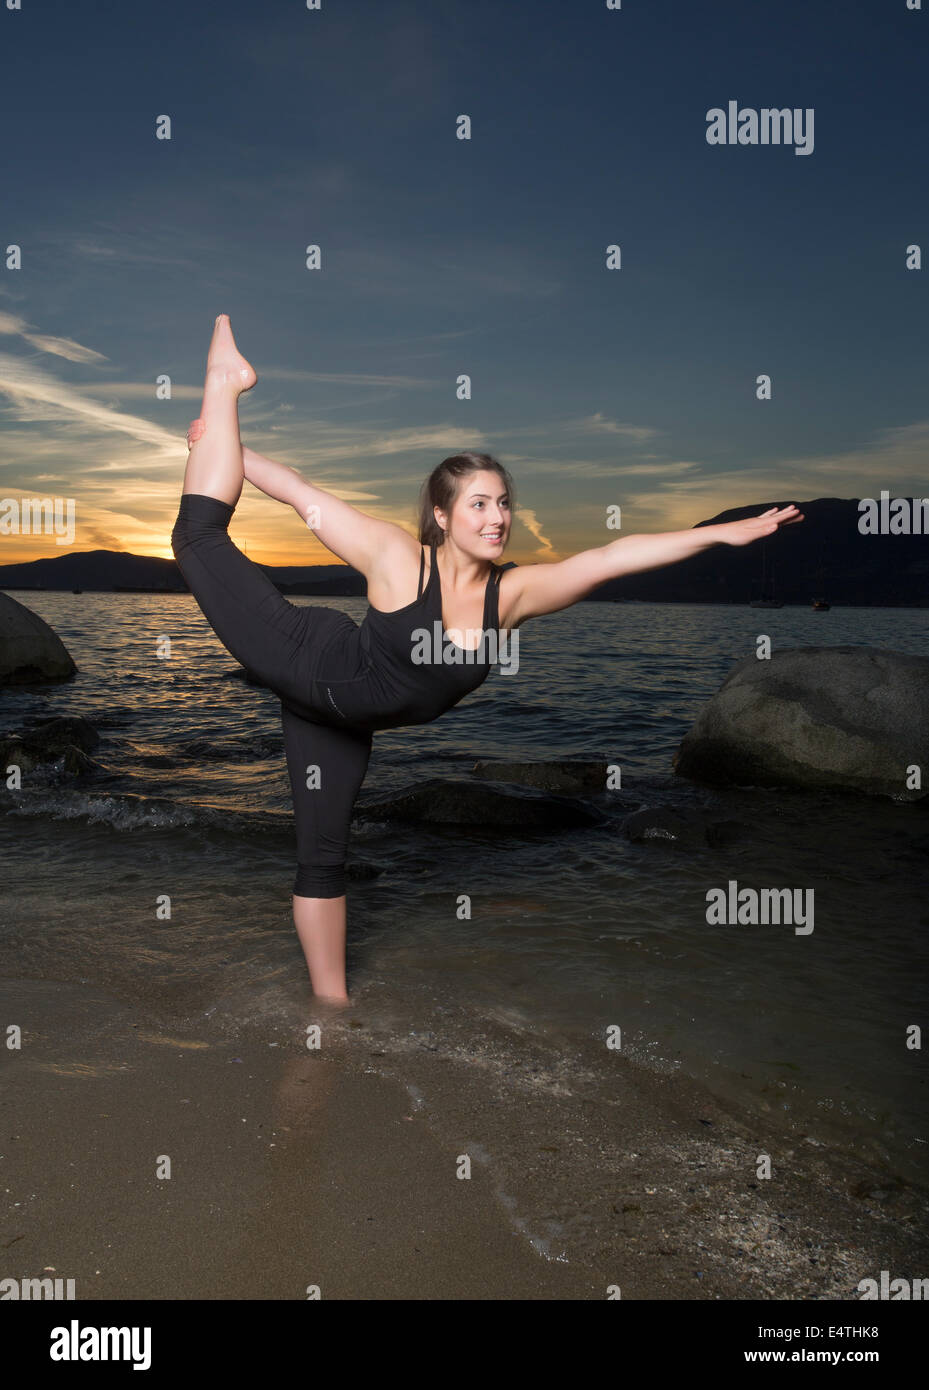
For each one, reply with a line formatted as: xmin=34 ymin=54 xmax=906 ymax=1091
xmin=508 ymin=505 xmax=804 ymax=624
xmin=241 ymin=446 xmax=307 ymax=511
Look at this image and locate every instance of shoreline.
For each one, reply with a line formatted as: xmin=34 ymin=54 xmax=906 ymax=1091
xmin=2 ymin=978 xmax=926 ymax=1300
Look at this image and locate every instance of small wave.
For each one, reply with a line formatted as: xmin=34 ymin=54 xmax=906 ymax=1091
xmin=0 ymin=786 xmax=289 ymax=835
xmin=178 ymin=735 xmax=282 ymax=763
xmin=119 ymin=735 xmax=282 ymax=766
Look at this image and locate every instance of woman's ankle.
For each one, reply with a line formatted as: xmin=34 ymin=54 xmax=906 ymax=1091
xmin=204 ymin=364 xmax=251 ymax=396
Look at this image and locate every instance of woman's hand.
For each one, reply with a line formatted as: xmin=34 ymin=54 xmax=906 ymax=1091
xmin=186 ymin=418 xmax=206 ymax=449
xmin=718 ymin=504 xmax=804 ymax=546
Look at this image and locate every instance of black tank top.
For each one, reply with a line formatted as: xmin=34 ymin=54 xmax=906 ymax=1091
xmin=313 ymin=540 xmax=503 ymax=732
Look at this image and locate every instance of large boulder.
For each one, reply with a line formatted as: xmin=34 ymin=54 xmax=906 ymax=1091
xmin=673 ymin=646 xmax=929 ymax=800
xmin=0 ymin=592 xmax=76 ymax=684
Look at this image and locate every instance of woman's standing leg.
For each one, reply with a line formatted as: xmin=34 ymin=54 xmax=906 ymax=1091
xmin=280 ymin=703 xmax=373 ymax=1004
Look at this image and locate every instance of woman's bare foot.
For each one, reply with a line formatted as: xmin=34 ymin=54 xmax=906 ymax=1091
xmin=315 ymin=992 xmax=352 ymax=1009
xmin=204 ymin=313 xmax=257 ymax=393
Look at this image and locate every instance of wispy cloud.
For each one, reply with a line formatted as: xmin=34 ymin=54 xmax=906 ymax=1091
xmin=503 ymin=454 xmax=700 ymax=480
xmin=83 ymin=525 xmax=127 ymax=551
xmin=621 ymin=420 xmax=929 ymax=532
xmin=0 ymin=352 xmax=180 ymax=456
xmin=578 ymin=412 xmax=660 ymax=442
xmin=324 ymin=245 xmax=563 ymax=303
xmin=70 ymin=235 xmax=199 ymax=270
xmin=261 ymin=367 xmax=433 ymax=388
xmin=0 ymin=311 xmax=107 ymax=364
xmin=70 ymin=381 xmax=205 ymax=401
xmin=516 ymin=506 xmax=555 ymax=557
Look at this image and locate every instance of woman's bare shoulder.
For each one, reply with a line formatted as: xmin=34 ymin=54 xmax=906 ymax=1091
xmin=363 ymin=528 xmax=424 ymax=609
xmin=496 ymin=563 xmax=526 ymax=630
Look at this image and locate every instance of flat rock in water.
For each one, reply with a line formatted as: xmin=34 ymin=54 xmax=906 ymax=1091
xmin=345 ymin=860 xmax=384 ymax=881
xmin=0 ymin=716 xmax=103 ymax=778
xmin=19 ymin=715 xmax=101 ymax=755
xmin=673 ymin=646 xmax=929 ymax=800
xmin=470 ymin=759 xmax=613 ymax=793
xmin=0 ymin=592 xmax=76 ymax=684
xmin=355 ymin=777 xmax=603 ymax=830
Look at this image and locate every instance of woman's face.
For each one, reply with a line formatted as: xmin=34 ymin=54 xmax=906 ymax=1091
xmin=438 ymin=470 xmax=511 ymax=557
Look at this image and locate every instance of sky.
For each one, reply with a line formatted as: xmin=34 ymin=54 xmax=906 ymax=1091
xmin=1 ymin=0 xmax=926 ymax=567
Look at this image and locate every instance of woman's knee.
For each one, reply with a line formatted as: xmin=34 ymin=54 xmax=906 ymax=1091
xmin=172 ymin=493 xmax=235 ymax=551
xmin=293 ymin=861 xmax=346 ymax=898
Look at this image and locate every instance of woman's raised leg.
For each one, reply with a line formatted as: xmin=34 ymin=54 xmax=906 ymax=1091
xmin=181 ymin=314 xmax=257 ymax=505
xmin=171 ymin=315 xmax=318 ymax=701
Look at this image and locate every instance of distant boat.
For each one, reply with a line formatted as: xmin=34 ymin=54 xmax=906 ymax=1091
xmin=749 ymin=540 xmax=783 ymax=608
xmin=812 ymin=597 xmax=831 ymax=610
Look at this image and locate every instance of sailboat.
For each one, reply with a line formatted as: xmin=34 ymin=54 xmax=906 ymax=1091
xmin=749 ymin=539 xmax=783 ymax=608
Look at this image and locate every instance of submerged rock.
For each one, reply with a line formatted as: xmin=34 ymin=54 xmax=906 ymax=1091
xmin=674 ymin=646 xmax=929 ymax=800
xmin=0 ymin=715 xmax=102 ymax=779
xmin=19 ymin=715 xmax=100 ymax=755
xmin=59 ymin=745 xmax=100 ymax=776
xmin=0 ymin=592 xmax=77 ymax=684
xmin=470 ymin=759 xmax=613 ymax=794
xmin=621 ymin=807 xmax=743 ymax=848
xmin=345 ymin=860 xmax=384 ymax=881
xmin=622 ymin=807 xmax=714 ymax=847
xmin=0 ymin=737 xmax=41 ymax=774
xmin=356 ymin=777 xmax=603 ymax=830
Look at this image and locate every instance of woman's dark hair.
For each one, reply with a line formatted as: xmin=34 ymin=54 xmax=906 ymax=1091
xmin=417 ymin=452 xmax=516 ymax=547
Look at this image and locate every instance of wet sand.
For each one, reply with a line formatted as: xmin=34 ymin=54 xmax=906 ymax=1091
xmin=1 ymin=978 xmax=926 ymax=1300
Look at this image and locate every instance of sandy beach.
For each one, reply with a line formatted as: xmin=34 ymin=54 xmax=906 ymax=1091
xmin=2 ymin=976 xmax=926 ymax=1301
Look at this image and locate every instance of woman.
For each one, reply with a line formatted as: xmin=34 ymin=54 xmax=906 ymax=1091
xmin=173 ymin=315 xmax=803 ymax=1004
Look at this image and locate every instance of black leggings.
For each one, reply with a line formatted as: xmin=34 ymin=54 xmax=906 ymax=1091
xmin=170 ymin=492 xmax=372 ymax=899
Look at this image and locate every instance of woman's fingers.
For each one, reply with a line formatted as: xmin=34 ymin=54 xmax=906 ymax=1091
xmin=759 ymin=505 xmax=803 ymax=525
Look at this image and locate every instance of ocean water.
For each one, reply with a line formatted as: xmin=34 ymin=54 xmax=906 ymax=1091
xmin=2 ymin=591 xmax=928 ymax=1184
